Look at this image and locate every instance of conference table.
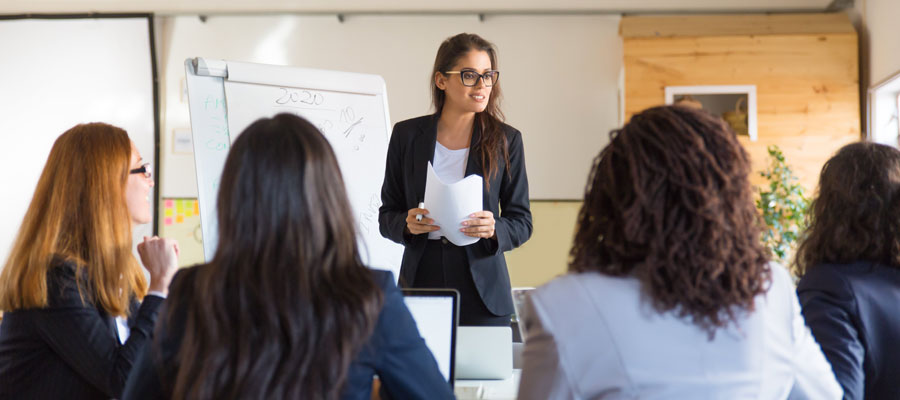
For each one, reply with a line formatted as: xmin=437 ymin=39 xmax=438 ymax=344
xmin=455 ymin=369 xmax=521 ymax=400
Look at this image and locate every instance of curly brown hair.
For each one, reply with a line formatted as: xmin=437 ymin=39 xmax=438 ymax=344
xmin=569 ymin=105 xmax=771 ymax=335
xmin=795 ymin=142 xmax=900 ymax=275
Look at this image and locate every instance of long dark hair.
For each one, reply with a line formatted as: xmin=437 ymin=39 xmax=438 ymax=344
xmin=569 ymin=106 xmax=770 ymax=335
xmin=795 ymin=142 xmax=900 ymax=274
xmin=164 ymin=114 xmax=383 ymax=399
xmin=431 ymin=33 xmax=509 ymax=186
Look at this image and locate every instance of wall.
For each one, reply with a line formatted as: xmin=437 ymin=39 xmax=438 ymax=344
xmin=861 ymin=0 xmax=900 ymax=85
xmin=854 ymin=0 xmax=900 ymax=145
xmin=156 ymin=14 xmax=622 ymax=200
xmin=154 ymin=15 xmax=619 ymax=285
xmin=622 ymin=14 xmax=861 ymax=191
xmin=505 ymin=201 xmax=581 ymax=287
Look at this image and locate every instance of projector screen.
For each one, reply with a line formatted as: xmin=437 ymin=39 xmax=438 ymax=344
xmin=0 ymin=15 xmax=158 ymax=270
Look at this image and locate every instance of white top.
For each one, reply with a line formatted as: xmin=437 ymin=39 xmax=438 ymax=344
xmin=114 ymin=291 xmax=166 ymax=344
xmin=518 ymin=263 xmax=842 ymax=400
xmin=428 ymin=141 xmax=469 ymax=240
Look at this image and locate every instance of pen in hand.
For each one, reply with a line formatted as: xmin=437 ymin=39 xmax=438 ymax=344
xmin=416 ymin=202 xmax=425 ymax=222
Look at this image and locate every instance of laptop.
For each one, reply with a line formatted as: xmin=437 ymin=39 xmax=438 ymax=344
xmin=455 ymin=326 xmax=513 ymax=380
xmin=511 ymin=287 xmax=535 ymax=342
xmin=401 ymin=288 xmax=458 ymax=387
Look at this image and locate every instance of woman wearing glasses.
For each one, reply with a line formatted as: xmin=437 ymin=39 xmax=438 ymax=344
xmin=379 ymin=33 xmax=532 ymax=326
xmin=0 ymin=123 xmax=179 ymax=399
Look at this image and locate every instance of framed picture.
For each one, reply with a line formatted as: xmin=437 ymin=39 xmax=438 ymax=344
xmin=665 ymin=85 xmax=757 ymax=142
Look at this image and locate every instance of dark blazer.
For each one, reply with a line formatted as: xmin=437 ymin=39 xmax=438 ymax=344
xmin=797 ymin=261 xmax=900 ymax=400
xmin=0 ymin=259 xmax=163 ymax=399
xmin=122 ymin=267 xmax=453 ymax=400
xmin=379 ymin=114 xmax=533 ymax=316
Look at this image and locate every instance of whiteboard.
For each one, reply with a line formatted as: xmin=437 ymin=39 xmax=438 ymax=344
xmin=0 ymin=16 xmax=157 ymax=269
xmin=185 ymin=58 xmax=403 ymax=277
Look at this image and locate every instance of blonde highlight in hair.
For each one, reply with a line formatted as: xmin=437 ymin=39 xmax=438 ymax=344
xmin=0 ymin=123 xmax=147 ymax=316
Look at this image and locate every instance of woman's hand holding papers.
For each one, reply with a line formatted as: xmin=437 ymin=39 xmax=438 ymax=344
xmin=461 ymin=211 xmax=496 ymax=239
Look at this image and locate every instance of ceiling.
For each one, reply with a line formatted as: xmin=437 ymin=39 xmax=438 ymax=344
xmin=0 ymin=0 xmax=837 ymax=15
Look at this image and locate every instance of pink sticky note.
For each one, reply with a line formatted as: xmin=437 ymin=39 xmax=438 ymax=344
xmin=164 ymin=217 xmax=173 ymax=225
xmin=165 ymin=199 xmax=174 ymax=208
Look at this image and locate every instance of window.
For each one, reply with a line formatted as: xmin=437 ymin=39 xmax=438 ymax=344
xmin=868 ymin=71 xmax=900 ymax=147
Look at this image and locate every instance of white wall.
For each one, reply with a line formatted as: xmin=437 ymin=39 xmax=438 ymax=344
xmin=855 ymin=0 xmax=900 ymax=144
xmin=862 ymin=0 xmax=900 ymax=85
xmin=156 ymin=14 xmax=623 ymax=200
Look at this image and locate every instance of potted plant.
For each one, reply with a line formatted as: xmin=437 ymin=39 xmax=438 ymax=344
xmin=756 ymin=145 xmax=809 ymax=269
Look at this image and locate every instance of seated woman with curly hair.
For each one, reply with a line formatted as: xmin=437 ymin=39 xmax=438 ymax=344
xmin=517 ymin=105 xmax=841 ymax=399
xmin=795 ymin=142 xmax=900 ymax=400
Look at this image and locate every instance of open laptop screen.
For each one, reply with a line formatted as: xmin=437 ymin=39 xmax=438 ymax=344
xmin=402 ymin=289 xmax=458 ymax=386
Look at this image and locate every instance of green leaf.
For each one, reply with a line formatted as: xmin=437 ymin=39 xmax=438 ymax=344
xmin=754 ymin=145 xmax=809 ymax=267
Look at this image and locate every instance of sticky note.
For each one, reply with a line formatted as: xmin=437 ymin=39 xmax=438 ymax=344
xmin=165 ymin=217 xmax=172 ymax=225
xmin=165 ymin=209 xmax=173 ymax=217
xmin=176 ymin=200 xmax=184 ymax=211
xmin=194 ymin=201 xmax=199 ymax=214
xmin=165 ymin=199 xmax=174 ymax=208
xmin=185 ymin=209 xmax=193 ymax=217
xmin=176 ymin=215 xmax=184 ymax=223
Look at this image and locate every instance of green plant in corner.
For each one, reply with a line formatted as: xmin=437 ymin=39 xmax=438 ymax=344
xmin=756 ymin=145 xmax=809 ymax=267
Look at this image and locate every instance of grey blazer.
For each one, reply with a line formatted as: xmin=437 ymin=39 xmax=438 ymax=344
xmin=518 ymin=263 xmax=842 ymax=399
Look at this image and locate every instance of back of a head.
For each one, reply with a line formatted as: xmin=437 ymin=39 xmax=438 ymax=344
xmin=569 ymin=105 xmax=770 ymax=335
xmin=796 ymin=142 xmax=900 ymax=273
xmin=0 ymin=122 xmax=144 ymax=316
xmin=167 ymin=113 xmax=383 ymax=399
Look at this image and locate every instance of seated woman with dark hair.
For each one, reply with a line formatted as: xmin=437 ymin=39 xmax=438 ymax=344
xmin=795 ymin=142 xmax=900 ymax=400
xmin=518 ymin=105 xmax=841 ymax=399
xmin=122 ymin=113 xmax=452 ymax=400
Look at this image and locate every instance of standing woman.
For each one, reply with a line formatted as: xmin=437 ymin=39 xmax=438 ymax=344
xmin=380 ymin=33 xmax=532 ymax=326
xmin=0 ymin=123 xmax=179 ymax=399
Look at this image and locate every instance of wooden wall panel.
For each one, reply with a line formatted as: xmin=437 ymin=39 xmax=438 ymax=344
xmin=619 ymin=13 xmax=855 ymax=38
xmin=624 ymin=30 xmax=860 ymax=191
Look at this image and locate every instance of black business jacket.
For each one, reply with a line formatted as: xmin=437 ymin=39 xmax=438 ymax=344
xmin=379 ymin=114 xmax=533 ymax=316
xmin=797 ymin=261 xmax=900 ymax=400
xmin=122 ymin=267 xmax=453 ymax=400
xmin=0 ymin=258 xmax=163 ymax=399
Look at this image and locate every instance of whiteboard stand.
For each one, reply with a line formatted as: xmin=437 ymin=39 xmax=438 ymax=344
xmin=184 ymin=59 xmax=229 ymax=260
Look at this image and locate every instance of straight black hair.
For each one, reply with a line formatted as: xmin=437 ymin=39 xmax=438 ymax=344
xmin=162 ymin=113 xmax=383 ymax=399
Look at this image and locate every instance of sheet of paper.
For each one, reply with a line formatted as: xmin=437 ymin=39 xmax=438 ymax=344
xmin=424 ymin=162 xmax=483 ymax=247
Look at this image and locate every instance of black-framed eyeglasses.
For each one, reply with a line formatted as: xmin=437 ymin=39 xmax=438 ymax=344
xmin=443 ymin=69 xmax=500 ymax=87
xmin=130 ymin=163 xmax=152 ymax=179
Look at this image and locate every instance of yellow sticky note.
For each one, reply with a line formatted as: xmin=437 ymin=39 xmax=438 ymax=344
xmin=185 ymin=209 xmax=193 ymax=217
xmin=176 ymin=200 xmax=184 ymax=211
xmin=165 ymin=208 xmax=173 ymax=217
